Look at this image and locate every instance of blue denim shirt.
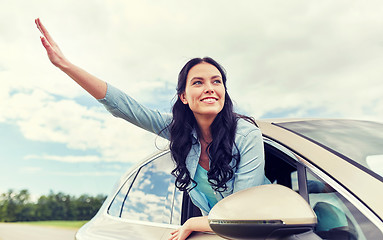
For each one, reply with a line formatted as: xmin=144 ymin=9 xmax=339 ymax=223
xmin=98 ymin=83 xmax=269 ymax=215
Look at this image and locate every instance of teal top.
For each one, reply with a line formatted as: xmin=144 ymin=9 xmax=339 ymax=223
xmin=194 ymin=164 xmax=218 ymax=208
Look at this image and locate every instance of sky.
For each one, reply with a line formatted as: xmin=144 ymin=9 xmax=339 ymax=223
xmin=1 ymin=0 xmax=383 ymax=199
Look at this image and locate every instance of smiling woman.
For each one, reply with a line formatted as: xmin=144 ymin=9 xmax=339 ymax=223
xmin=35 ymin=18 xmax=269 ymax=240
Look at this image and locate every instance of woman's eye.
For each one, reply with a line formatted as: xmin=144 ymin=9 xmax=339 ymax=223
xmin=192 ymin=81 xmax=202 ymax=85
xmin=213 ymin=79 xmax=222 ymax=84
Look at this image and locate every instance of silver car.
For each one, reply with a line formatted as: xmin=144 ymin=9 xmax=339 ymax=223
xmin=76 ymin=119 xmax=383 ymax=239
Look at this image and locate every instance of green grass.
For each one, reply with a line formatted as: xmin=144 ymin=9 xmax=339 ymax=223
xmin=18 ymin=220 xmax=88 ymax=229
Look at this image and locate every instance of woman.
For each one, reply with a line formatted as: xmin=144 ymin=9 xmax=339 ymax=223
xmin=35 ymin=18 xmax=269 ymax=240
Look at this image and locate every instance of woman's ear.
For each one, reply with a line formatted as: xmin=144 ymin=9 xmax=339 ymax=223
xmin=179 ymin=93 xmax=188 ymax=105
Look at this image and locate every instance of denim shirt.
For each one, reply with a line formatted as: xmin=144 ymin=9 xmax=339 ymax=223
xmin=98 ymin=83 xmax=269 ymax=215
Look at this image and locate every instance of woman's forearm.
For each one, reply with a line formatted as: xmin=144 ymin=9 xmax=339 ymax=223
xmin=60 ymin=62 xmax=107 ymax=100
xmin=169 ymin=216 xmax=212 ymax=240
xmin=184 ymin=216 xmax=212 ymax=232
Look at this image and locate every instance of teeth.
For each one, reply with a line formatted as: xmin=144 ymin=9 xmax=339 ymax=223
xmin=202 ymin=98 xmax=216 ymax=103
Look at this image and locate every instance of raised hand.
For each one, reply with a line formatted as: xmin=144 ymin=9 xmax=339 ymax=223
xmin=35 ymin=18 xmax=106 ymax=99
xmin=35 ymin=18 xmax=69 ymax=69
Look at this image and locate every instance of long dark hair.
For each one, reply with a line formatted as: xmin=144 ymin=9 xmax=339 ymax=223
xmin=169 ymin=57 xmax=252 ymax=192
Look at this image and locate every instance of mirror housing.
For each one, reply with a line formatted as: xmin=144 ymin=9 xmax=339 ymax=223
xmin=208 ymin=184 xmax=317 ymax=239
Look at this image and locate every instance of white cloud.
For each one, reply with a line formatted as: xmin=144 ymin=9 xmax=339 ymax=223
xmin=222 ymin=1 xmax=383 ymax=121
xmin=19 ymin=167 xmax=42 ymax=174
xmin=2 ymin=86 xmax=161 ymax=163
xmin=51 ymin=171 xmax=120 ymax=177
xmin=1 ymin=0 xmax=383 ymax=169
xmin=25 ymin=154 xmax=102 ymax=163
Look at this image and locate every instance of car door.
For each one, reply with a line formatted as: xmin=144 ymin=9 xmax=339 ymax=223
xmin=106 ymin=150 xmax=225 ymax=239
xmin=263 ymin=137 xmax=383 ymax=239
xmin=298 ymin=160 xmax=383 ymax=240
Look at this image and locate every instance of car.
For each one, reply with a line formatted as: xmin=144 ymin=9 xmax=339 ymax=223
xmin=75 ymin=118 xmax=383 ymax=240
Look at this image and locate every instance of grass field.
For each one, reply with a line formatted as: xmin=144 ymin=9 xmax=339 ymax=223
xmin=18 ymin=220 xmax=88 ymax=229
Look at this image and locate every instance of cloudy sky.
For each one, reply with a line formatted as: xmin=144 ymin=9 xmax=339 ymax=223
xmin=1 ymin=0 xmax=382 ymax=198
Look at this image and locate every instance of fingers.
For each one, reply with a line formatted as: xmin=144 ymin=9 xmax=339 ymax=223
xmin=35 ymin=18 xmax=68 ymax=68
xmin=35 ymin=18 xmax=56 ymax=47
xmin=35 ymin=18 xmax=45 ymax=36
xmin=40 ymin=36 xmax=52 ymax=50
xmin=35 ymin=18 xmax=46 ymax=36
xmin=39 ymin=36 xmax=57 ymax=60
xmin=169 ymin=229 xmax=179 ymax=240
xmin=35 ymin=18 xmax=42 ymax=33
xmin=169 ymin=228 xmax=191 ymax=240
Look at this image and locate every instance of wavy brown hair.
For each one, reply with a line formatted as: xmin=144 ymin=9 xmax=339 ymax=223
xmin=169 ymin=57 xmax=256 ymax=192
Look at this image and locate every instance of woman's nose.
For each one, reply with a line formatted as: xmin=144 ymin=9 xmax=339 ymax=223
xmin=204 ymin=83 xmax=215 ymax=94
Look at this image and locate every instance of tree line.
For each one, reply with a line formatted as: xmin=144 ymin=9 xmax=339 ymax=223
xmin=0 ymin=189 xmax=106 ymax=222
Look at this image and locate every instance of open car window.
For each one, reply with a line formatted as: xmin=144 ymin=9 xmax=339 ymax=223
xmin=264 ymin=138 xmax=299 ymax=189
xmin=305 ymin=169 xmax=383 ymax=240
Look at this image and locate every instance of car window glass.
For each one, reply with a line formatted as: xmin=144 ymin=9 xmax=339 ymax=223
xmin=121 ymin=154 xmax=176 ymax=223
xmin=108 ymin=170 xmax=137 ymax=217
xmin=171 ymin=188 xmax=183 ymax=225
xmin=306 ymin=170 xmax=383 ymax=240
xmin=291 ymin=171 xmax=299 ymax=192
xmin=108 ymin=153 xmax=179 ymax=224
xmin=276 ymin=120 xmax=383 ymax=179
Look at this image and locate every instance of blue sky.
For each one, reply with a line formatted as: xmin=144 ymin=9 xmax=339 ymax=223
xmin=1 ymin=0 xmax=383 ymax=199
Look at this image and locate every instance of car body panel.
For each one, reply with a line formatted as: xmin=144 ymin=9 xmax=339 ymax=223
xmin=76 ymin=216 xmax=168 ymax=239
xmin=76 ymin=213 xmax=225 ymax=240
xmin=256 ymin=119 xmax=383 ymax=221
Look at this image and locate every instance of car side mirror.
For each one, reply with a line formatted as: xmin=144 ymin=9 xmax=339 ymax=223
xmin=208 ymin=184 xmax=317 ymax=239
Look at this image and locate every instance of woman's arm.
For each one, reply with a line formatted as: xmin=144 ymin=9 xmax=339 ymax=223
xmin=35 ymin=18 xmax=107 ymax=99
xmin=36 ymin=18 xmax=171 ymax=137
xmin=233 ymin=126 xmax=266 ymax=193
xmin=169 ymin=216 xmax=212 ymax=240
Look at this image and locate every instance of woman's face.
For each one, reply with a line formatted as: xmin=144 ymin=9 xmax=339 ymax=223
xmin=180 ymin=62 xmax=226 ymax=120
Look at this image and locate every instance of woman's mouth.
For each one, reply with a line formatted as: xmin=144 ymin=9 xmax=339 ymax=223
xmin=201 ymin=97 xmax=218 ymax=103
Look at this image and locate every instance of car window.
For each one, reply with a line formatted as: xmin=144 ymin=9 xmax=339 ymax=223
xmin=276 ymin=120 xmax=383 ymax=179
xmin=306 ymin=170 xmax=383 ymax=240
xmin=108 ymin=170 xmax=137 ymax=217
xmin=264 ymin=138 xmax=299 ymax=189
xmin=108 ymin=152 xmax=181 ymax=224
xmin=171 ymin=188 xmax=183 ymax=225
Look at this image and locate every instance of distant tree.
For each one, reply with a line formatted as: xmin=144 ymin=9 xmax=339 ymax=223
xmin=0 ymin=190 xmax=18 ymax=222
xmin=17 ymin=202 xmax=37 ymax=221
xmin=0 ymin=189 xmax=106 ymax=222
xmin=36 ymin=194 xmax=54 ymax=220
xmin=73 ymin=194 xmax=106 ymax=220
xmin=0 ymin=189 xmax=35 ymax=222
xmin=0 ymin=191 xmax=12 ymax=222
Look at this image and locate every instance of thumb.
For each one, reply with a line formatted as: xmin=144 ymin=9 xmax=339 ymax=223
xmin=40 ymin=36 xmax=51 ymax=50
